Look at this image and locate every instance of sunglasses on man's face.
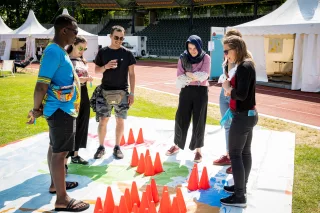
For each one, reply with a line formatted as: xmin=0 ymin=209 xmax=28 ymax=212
xmin=224 ymin=49 xmax=233 ymax=55
xmin=66 ymin=27 xmax=78 ymax=35
xmin=78 ymin=46 xmax=87 ymax=51
xmin=113 ymin=36 xmax=124 ymax=41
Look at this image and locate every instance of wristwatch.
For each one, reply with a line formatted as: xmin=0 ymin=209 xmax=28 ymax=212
xmin=129 ymin=92 xmax=134 ymax=96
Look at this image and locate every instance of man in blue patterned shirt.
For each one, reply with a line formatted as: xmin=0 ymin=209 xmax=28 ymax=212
xmin=27 ymin=14 xmax=89 ymax=212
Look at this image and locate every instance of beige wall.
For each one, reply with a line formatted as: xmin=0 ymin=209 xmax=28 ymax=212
xmin=264 ymin=35 xmax=295 ymax=74
xmin=10 ymin=39 xmax=25 ymax=51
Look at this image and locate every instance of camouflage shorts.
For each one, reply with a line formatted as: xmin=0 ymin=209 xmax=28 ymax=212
xmin=95 ymin=89 xmax=129 ymax=120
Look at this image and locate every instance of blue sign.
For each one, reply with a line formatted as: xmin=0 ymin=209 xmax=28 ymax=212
xmin=210 ymin=27 xmax=225 ymax=80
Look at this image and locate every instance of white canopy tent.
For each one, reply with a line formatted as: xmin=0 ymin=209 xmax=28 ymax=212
xmin=36 ymin=9 xmax=98 ymax=61
xmin=0 ymin=17 xmax=13 ymax=60
xmin=1 ymin=9 xmax=99 ymax=62
xmin=230 ymin=0 xmax=320 ymax=92
xmin=0 ymin=17 xmax=12 ymax=34
xmin=1 ymin=10 xmax=46 ymax=61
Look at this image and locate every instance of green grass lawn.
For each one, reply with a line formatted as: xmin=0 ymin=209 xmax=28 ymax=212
xmin=292 ymin=145 xmax=320 ymax=213
xmin=0 ymin=74 xmax=319 ymax=213
xmin=0 ymin=73 xmax=217 ymax=146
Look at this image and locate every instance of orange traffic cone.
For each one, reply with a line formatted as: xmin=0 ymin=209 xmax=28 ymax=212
xmin=176 ymin=188 xmax=187 ymax=213
xmin=119 ymin=195 xmax=129 ymax=213
xmin=199 ymin=167 xmax=210 ymax=190
xmin=127 ymin=128 xmax=135 ymax=145
xmin=146 ymin=185 xmax=153 ymax=204
xmin=159 ymin=190 xmax=171 ymax=213
xmin=162 ymin=185 xmax=168 ymax=195
xmin=136 ymin=153 xmax=145 ymax=174
xmin=145 ymin=149 xmax=150 ymax=158
xmin=149 ymin=201 xmax=157 ymax=213
xmin=144 ymin=155 xmax=155 ymax=176
xmin=136 ymin=128 xmax=144 ymax=144
xmin=131 ymin=181 xmax=140 ymax=207
xmin=150 ymin=179 xmax=159 ymax=203
xmin=120 ymin=135 xmax=126 ymax=146
xmin=113 ymin=206 xmax=119 ymax=213
xmin=139 ymin=192 xmax=150 ymax=213
xmin=154 ymin=152 xmax=164 ymax=174
xmin=187 ymin=164 xmax=199 ymax=191
xmin=104 ymin=186 xmax=115 ymax=213
xmin=131 ymin=147 xmax=139 ymax=167
xmin=132 ymin=203 xmax=139 ymax=213
xmin=171 ymin=197 xmax=180 ymax=213
xmin=94 ymin=197 xmax=103 ymax=213
xmin=125 ymin=188 xmax=132 ymax=212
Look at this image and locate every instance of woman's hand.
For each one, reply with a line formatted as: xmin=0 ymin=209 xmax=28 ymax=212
xmin=87 ymin=75 xmax=93 ymax=82
xmin=186 ymin=72 xmax=197 ymax=81
xmin=222 ymin=80 xmax=232 ymax=94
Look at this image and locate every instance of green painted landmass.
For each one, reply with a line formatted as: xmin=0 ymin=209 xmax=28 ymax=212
xmin=38 ymin=169 xmax=49 ymax=174
xmin=68 ymin=162 xmax=189 ymax=185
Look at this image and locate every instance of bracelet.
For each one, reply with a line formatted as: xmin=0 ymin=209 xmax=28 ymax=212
xmin=129 ymin=93 xmax=134 ymax=96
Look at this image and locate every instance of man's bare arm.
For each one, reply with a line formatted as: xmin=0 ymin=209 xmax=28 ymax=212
xmin=95 ymin=65 xmax=105 ymax=74
xmin=34 ymin=82 xmax=48 ymax=110
xmin=128 ymin=65 xmax=135 ymax=94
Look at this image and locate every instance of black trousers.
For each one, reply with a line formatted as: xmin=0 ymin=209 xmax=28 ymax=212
xmin=229 ymin=110 xmax=258 ymax=197
xmin=174 ymin=86 xmax=208 ymax=151
xmin=68 ymin=85 xmax=90 ymax=157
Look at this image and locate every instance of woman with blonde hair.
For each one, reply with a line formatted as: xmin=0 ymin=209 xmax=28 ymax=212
xmin=220 ymin=35 xmax=258 ymax=208
xmin=213 ymin=29 xmax=244 ymax=173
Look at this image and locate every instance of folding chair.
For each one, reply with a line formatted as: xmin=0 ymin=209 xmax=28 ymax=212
xmin=0 ymin=60 xmax=14 ymax=77
xmin=14 ymin=57 xmax=34 ymax=73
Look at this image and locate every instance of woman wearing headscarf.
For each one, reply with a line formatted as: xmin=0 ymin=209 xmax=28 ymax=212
xmin=166 ymin=35 xmax=211 ymax=163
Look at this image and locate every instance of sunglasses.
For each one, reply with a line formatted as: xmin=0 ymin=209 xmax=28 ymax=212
xmin=78 ymin=46 xmax=87 ymax=51
xmin=224 ymin=49 xmax=233 ymax=55
xmin=113 ymin=36 xmax=124 ymax=41
xmin=66 ymin=27 xmax=78 ymax=35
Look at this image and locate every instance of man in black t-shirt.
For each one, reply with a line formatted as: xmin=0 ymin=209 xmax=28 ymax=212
xmin=93 ymin=25 xmax=136 ymax=160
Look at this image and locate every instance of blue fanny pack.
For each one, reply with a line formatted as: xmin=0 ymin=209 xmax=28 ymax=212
xmin=220 ymin=108 xmax=233 ymax=128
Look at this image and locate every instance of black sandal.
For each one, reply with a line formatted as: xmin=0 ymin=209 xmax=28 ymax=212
xmin=55 ymin=198 xmax=90 ymax=212
xmin=49 ymin=181 xmax=78 ymax=194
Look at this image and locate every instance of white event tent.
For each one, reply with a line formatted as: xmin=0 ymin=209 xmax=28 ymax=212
xmin=0 ymin=9 xmax=98 ymax=62
xmin=0 ymin=16 xmax=12 ymax=34
xmin=0 ymin=17 xmax=13 ymax=60
xmin=36 ymin=9 xmax=98 ymax=61
xmin=230 ymin=0 xmax=320 ymax=92
xmin=1 ymin=10 xmax=46 ymax=61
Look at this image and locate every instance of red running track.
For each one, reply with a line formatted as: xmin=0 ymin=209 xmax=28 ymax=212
xmin=19 ymin=61 xmax=320 ymax=127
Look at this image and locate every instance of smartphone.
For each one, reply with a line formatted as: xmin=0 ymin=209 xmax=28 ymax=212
xmin=248 ymin=110 xmax=257 ymax=116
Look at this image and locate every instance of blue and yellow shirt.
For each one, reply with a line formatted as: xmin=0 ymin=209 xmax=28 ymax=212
xmin=37 ymin=43 xmax=80 ymax=118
